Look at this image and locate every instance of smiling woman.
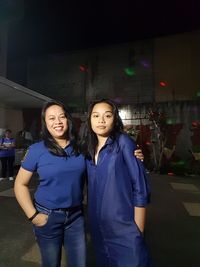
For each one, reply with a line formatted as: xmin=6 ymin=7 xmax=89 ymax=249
xmin=44 ymin=104 xmax=68 ymax=145
xmin=14 ymin=100 xmax=87 ymax=267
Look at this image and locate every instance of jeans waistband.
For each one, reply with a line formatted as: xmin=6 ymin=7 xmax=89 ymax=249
xmin=54 ymin=205 xmax=83 ymax=213
xmin=34 ymin=200 xmax=83 ymax=214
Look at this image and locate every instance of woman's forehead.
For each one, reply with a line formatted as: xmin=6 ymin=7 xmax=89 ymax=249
xmin=92 ymin=102 xmax=113 ymax=112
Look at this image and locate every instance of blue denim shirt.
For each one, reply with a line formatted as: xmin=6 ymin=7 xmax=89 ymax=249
xmin=86 ymin=133 xmax=152 ymax=266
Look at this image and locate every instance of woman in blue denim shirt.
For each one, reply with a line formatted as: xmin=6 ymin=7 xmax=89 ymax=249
xmin=81 ymin=99 xmax=153 ymax=267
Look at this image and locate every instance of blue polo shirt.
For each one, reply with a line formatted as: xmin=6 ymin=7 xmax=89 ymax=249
xmin=0 ymin=138 xmax=15 ymax=157
xmin=21 ymin=141 xmax=86 ymax=209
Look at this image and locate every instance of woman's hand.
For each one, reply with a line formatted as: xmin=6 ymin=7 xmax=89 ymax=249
xmin=134 ymin=207 xmax=146 ymax=234
xmin=134 ymin=149 xmax=144 ymax=161
xmin=32 ymin=213 xmax=49 ymax=227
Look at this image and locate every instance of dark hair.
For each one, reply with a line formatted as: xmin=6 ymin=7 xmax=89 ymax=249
xmin=5 ymin=129 xmax=12 ymax=133
xmin=80 ymin=98 xmax=124 ymax=160
xmin=41 ymin=100 xmax=79 ymax=157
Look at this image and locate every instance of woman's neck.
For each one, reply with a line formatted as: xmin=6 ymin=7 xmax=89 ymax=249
xmin=56 ymin=138 xmax=69 ymax=148
xmin=97 ymin=135 xmax=108 ymax=149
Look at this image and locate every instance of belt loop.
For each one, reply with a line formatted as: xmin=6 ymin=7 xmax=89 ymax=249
xmin=34 ymin=200 xmax=52 ymax=214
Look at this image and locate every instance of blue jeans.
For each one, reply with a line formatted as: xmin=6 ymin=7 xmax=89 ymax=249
xmin=33 ymin=202 xmax=86 ymax=267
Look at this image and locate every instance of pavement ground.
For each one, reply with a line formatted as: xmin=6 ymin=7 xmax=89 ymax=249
xmin=0 ymin=172 xmax=200 ymax=267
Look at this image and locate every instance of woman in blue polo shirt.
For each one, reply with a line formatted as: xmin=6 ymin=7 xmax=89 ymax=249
xmin=14 ymin=101 xmax=86 ymax=267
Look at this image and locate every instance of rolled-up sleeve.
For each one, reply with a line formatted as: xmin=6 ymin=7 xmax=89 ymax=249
xmin=121 ymin=135 xmax=151 ymax=207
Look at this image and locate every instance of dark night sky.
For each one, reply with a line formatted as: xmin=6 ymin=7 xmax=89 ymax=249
xmin=7 ymin=0 xmax=200 ymax=60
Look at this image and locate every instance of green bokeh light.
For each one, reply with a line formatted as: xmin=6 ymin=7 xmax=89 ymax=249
xmin=196 ymin=91 xmax=200 ymax=97
xmin=166 ymin=118 xmax=176 ymax=125
xmin=124 ymin=67 xmax=136 ymax=76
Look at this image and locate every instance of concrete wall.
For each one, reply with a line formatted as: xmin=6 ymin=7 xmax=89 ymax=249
xmin=27 ymin=31 xmax=200 ymax=107
xmin=0 ymin=27 xmax=8 ymax=77
xmin=0 ymin=0 xmax=24 ymax=78
xmin=27 ymin=40 xmax=154 ymax=109
xmin=0 ymin=106 xmax=23 ymax=137
xmin=154 ymin=31 xmax=200 ymax=102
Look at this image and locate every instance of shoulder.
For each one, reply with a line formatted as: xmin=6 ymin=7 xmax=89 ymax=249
xmin=30 ymin=141 xmax=45 ymax=149
xmin=117 ymin=133 xmax=137 ymax=149
xmin=22 ymin=141 xmax=47 ymax=163
xmin=27 ymin=141 xmax=47 ymax=154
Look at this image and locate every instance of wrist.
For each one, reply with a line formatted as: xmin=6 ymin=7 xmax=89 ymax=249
xmin=28 ymin=210 xmax=39 ymax=221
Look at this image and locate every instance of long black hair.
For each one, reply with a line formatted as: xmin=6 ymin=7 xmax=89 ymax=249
xmin=41 ymin=100 xmax=79 ymax=156
xmin=80 ymin=99 xmax=124 ymax=160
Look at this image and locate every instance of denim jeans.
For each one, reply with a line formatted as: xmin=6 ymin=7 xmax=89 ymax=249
xmin=33 ymin=202 xmax=86 ymax=267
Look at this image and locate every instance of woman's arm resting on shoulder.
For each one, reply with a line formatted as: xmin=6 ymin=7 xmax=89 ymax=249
xmin=134 ymin=148 xmax=144 ymax=161
xmin=134 ymin=206 xmax=146 ymax=234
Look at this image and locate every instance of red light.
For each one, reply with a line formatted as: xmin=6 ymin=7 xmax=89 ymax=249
xmin=192 ymin=121 xmax=199 ymax=127
xmin=159 ymin=81 xmax=168 ymax=87
xmin=145 ymin=141 xmax=152 ymax=145
xmin=79 ymin=65 xmax=88 ymax=72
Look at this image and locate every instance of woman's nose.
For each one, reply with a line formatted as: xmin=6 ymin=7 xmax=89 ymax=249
xmin=98 ymin=116 xmax=105 ymax=123
xmin=55 ymin=117 xmax=62 ymax=123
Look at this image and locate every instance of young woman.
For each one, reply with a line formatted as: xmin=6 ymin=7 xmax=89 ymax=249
xmin=14 ymin=101 xmax=86 ymax=267
xmin=81 ymin=99 xmax=153 ymax=267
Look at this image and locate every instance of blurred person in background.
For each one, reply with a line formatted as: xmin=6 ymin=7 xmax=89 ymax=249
xmin=0 ymin=129 xmax=15 ymax=181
